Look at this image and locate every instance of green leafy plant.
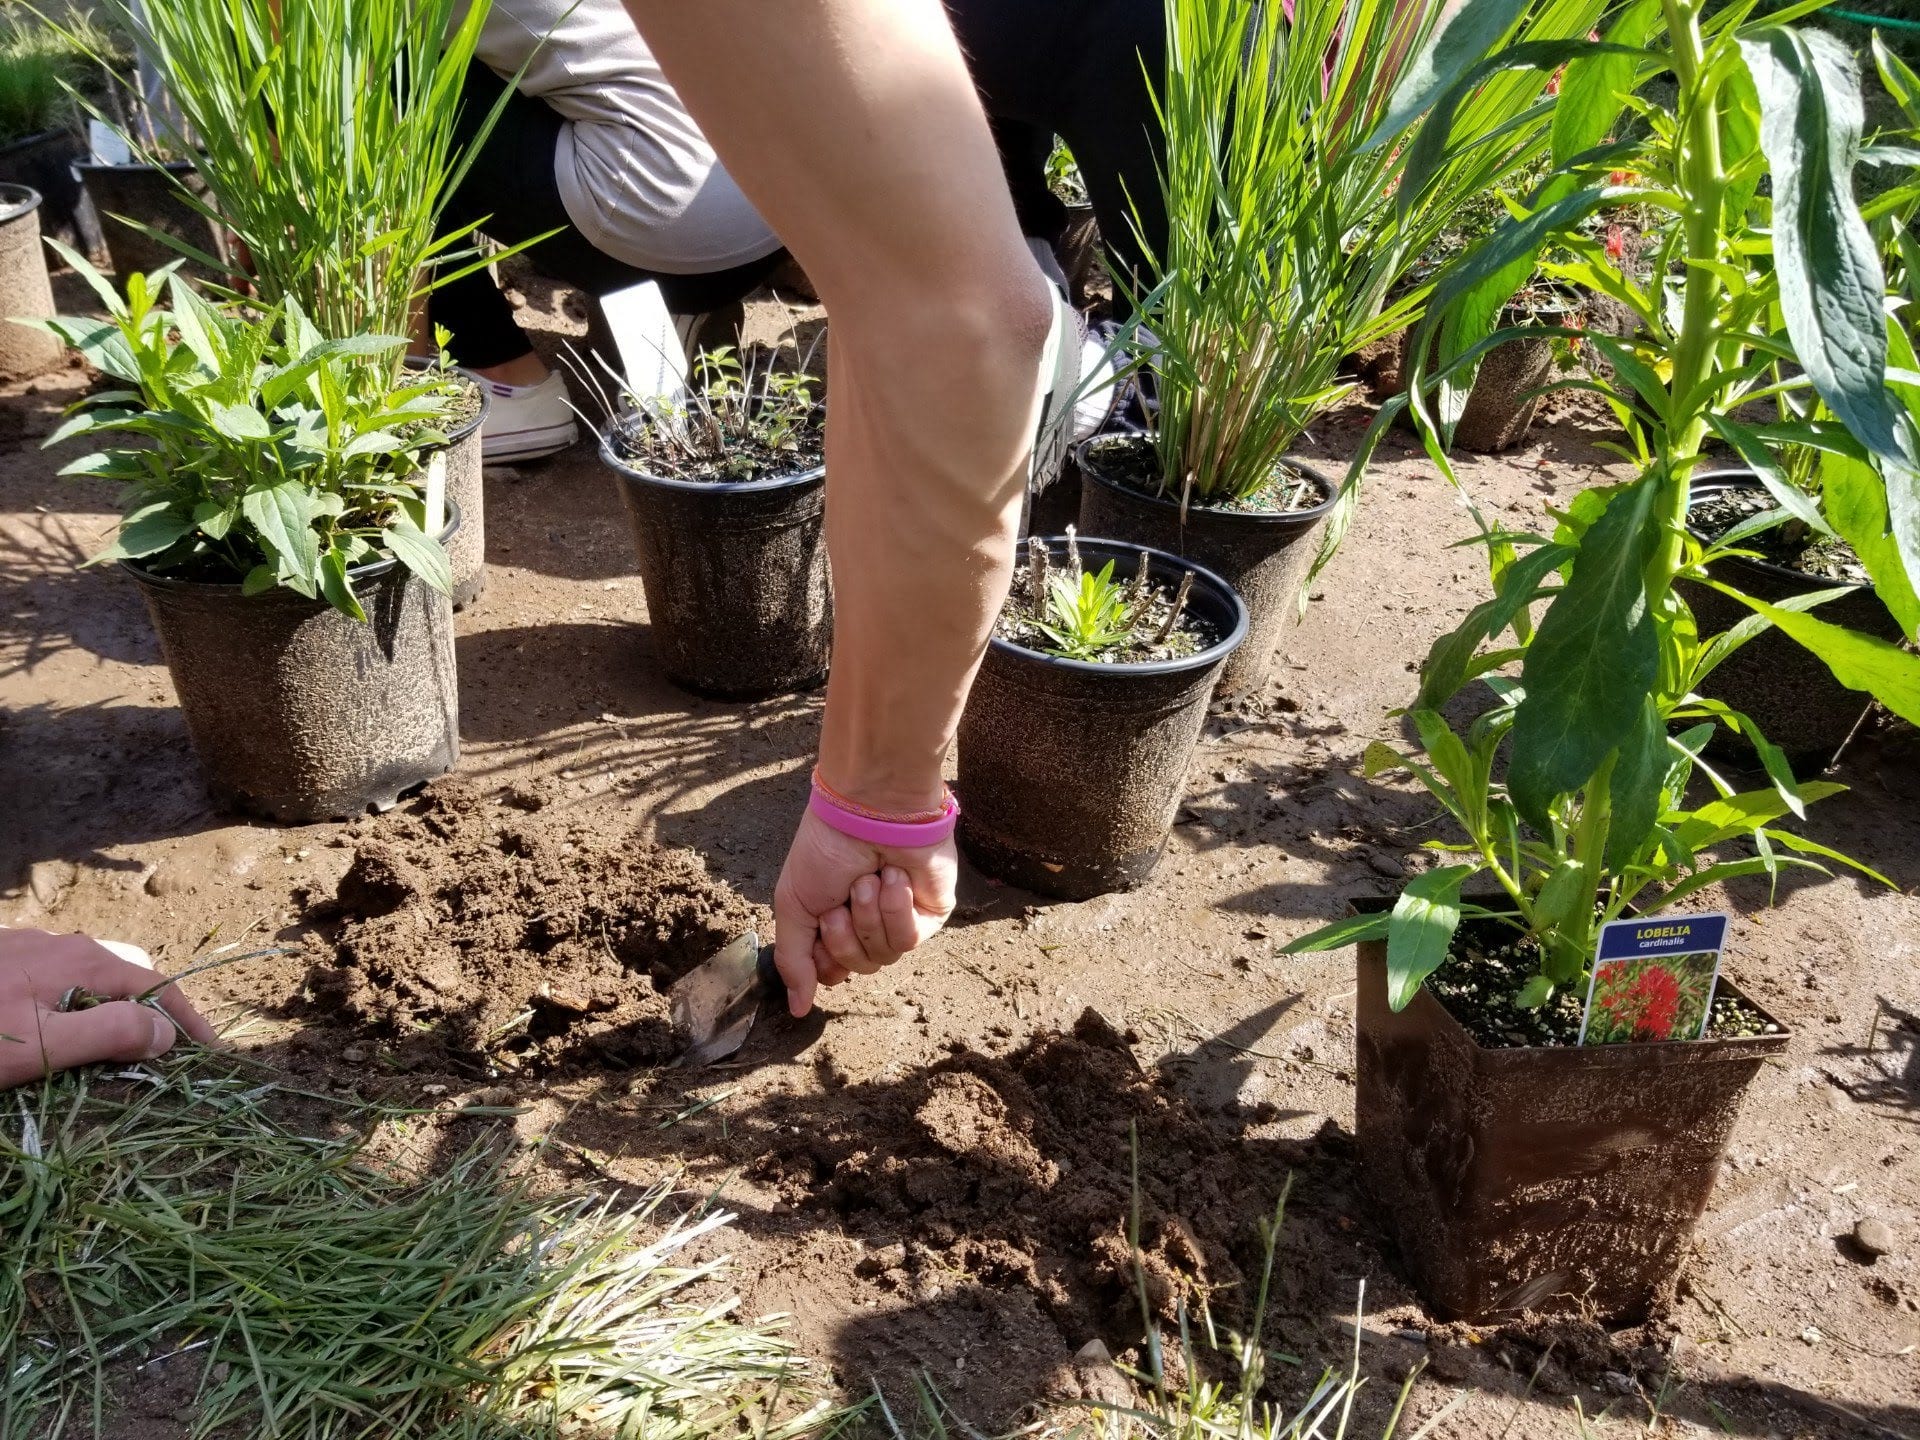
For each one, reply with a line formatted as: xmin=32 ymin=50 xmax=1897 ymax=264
xmin=36 ymin=252 xmax=457 ymax=619
xmin=56 ymin=0 xmax=516 ymax=375
xmin=1288 ymin=0 xmax=1913 ymax=1015
xmin=1036 ymin=559 xmax=1145 ymax=661
xmin=599 ymin=339 xmax=825 ymax=484
xmin=0 ymin=5 xmax=100 ymax=143
xmin=1128 ymin=0 xmax=1614 ymax=510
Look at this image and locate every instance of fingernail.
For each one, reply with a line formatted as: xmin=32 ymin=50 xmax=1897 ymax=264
xmin=144 ymin=1010 xmax=177 ymax=1058
xmin=883 ymin=867 xmax=907 ymax=886
xmin=854 ymin=876 xmax=877 ymax=903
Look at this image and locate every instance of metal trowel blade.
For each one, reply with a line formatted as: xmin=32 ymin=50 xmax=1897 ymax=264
xmin=668 ymin=929 xmax=783 ymax=1066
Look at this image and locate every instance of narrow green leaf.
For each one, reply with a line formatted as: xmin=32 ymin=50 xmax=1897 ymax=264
xmin=242 ymin=481 xmax=321 ymax=594
xmin=1417 ymin=542 xmax=1573 ymax=709
xmin=318 ymin=547 xmax=367 ymax=622
xmin=1368 ymin=0 xmax=1534 ymax=149
xmin=1552 ymin=0 xmax=1660 ymax=167
xmin=1280 ymin=911 xmax=1394 ymax=955
xmin=1703 ymin=416 xmax=1833 ymax=538
xmin=1728 ymin=588 xmax=1920 ymax=724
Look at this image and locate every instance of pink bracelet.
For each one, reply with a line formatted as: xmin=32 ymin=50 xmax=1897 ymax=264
xmin=808 ymin=779 xmax=961 ymax=848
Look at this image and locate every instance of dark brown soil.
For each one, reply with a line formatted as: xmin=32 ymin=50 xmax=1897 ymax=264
xmin=1691 ymin=485 xmax=1871 ymax=586
xmin=1084 ymin=433 xmax=1334 ymax=516
xmin=301 ymin=779 xmax=762 ymax=1075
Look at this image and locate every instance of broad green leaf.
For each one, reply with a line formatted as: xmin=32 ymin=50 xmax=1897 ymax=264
xmin=193 ymin=499 xmax=237 ymax=541
xmin=242 ymin=482 xmax=321 ymax=595
xmin=318 ymin=546 xmax=367 ymax=622
xmin=98 ymin=502 xmax=193 ymax=562
xmin=1510 ymin=476 xmax=1663 ymax=828
xmin=211 ymin=403 xmax=274 ymax=443
xmin=1728 ymin=588 xmax=1920 ymax=724
xmin=381 ymin=519 xmax=453 ymax=597
xmin=1363 ymin=741 xmax=1408 ymax=778
xmin=1606 ymin=694 xmax=1666 ymax=869
xmin=1514 ymin=974 xmax=1555 ymax=1010
xmin=241 ymin=565 xmax=277 ymax=597
xmin=1742 ymin=29 xmax=1915 ymax=478
xmin=1386 ymin=865 xmax=1476 ymax=1012
xmin=1670 ymin=780 xmax=1848 ymax=852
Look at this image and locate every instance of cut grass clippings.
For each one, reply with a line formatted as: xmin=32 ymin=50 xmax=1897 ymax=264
xmin=0 ymin=1052 xmax=824 ymax=1439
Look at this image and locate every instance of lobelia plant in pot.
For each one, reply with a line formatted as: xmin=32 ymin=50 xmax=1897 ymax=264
xmin=1286 ymin=0 xmax=1920 ymax=1324
xmin=956 ymin=529 xmax=1246 ymax=899
xmin=36 ymin=256 xmax=463 ymax=823
xmin=1086 ymin=0 xmax=1615 ymax=701
xmin=70 ymin=0 xmax=518 ymax=610
xmin=593 ymin=342 xmax=833 ymax=701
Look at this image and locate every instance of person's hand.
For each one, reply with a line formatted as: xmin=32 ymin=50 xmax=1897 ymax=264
xmin=772 ymin=807 xmax=957 ymax=1018
xmin=0 ymin=929 xmax=217 ymax=1090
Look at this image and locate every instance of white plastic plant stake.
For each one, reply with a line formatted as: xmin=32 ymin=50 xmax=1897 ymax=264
xmin=597 ymin=280 xmax=688 ymax=412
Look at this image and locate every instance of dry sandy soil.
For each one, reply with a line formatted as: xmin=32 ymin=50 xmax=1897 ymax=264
xmin=4 ymin=275 xmax=1918 ymax=1439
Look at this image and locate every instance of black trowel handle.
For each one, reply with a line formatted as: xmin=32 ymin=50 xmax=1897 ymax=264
xmin=756 ymin=946 xmax=788 ymax=1004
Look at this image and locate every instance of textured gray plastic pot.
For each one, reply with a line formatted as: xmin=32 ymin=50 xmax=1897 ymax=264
xmin=956 ymin=537 xmax=1246 ymax=900
xmin=438 ymin=378 xmax=490 ymax=611
xmin=0 ymin=185 xmax=63 ymax=382
xmin=1077 ymin=433 xmax=1334 ymax=699
xmin=77 ymin=160 xmax=223 ymax=282
xmin=1680 ymin=469 xmax=1903 ymax=766
xmin=0 ymin=127 xmax=97 ymax=249
xmin=602 ymin=438 xmax=832 ymax=699
xmin=1396 ymin=295 xmax=1579 ymax=453
xmin=127 ymin=506 xmax=463 ymax=824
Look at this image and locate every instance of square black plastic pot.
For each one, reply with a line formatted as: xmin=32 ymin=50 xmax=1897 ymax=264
xmin=1351 ymin=897 xmax=1789 ymax=1323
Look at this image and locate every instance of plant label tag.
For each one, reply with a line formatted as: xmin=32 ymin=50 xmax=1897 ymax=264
xmin=1578 ymin=913 xmax=1729 ymax=1046
xmin=423 ymin=451 xmax=447 ymax=538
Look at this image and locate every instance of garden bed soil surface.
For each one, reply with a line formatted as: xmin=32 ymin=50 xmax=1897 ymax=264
xmin=5 ymin=270 xmax=1919 ymax=1439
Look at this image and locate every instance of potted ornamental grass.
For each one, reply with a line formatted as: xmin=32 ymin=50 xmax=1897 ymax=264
xmin=594 ymin=342 xmax=833 ymax=700
xmin=1085 ymin=0 xmax=1613 ymax=698
xmin=74 ymin=0 xmax=512 ymax=609
xmin=0 ymin=6 xmax=99 ymax=245
xmin=956 ymin=530 xmax=1246 ymax=899
xmin=38 ymin=258 xmax=463 ymax=822
xmin=1289 ymin=0 xmax=1920 ymax=1322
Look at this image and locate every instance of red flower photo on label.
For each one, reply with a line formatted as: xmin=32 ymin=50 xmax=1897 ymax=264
xmin=1582 ymin=951 xmax=1718 ymax=1046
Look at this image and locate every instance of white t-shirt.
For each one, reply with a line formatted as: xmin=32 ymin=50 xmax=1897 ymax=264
xmin=461 ymin=0 xmax=782 ymax=275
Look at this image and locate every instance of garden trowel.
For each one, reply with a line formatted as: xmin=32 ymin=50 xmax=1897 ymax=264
xmin=667 ymin=929 xmax=787 ymax=1067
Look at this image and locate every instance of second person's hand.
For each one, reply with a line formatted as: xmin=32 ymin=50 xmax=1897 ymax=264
xmin=771 ymin=806 xmax=957 ymax=1018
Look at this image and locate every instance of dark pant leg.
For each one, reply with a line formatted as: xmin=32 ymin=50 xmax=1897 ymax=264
xmin=944 ymin=0 xmax=1166 ymax=289
xmin=430 ymin=62 xmax=785 ymax=367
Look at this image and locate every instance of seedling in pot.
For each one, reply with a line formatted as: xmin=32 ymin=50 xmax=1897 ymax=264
xmin=585 ymin=330 xmax=826 ymax=485
xmin=1001 ymin=529 xmax=1201 ymax=664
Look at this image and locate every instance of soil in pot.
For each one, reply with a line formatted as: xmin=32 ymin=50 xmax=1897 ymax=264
xmin=1076 ymin=432 xmax=1332 ymax=700
xmin=1354 ymin=904 xmax=1789 ymax=1325
xmin=956 ymin=535 xmax=1246 ymax=900
xmin=1680 ymin=470 xmax=1904 ymax=766
xmin=0 ymin=184 xmax=62 ymax=382
xmin=77 ymin=160 xmax=224 ymax=282
xmin=129 ymin=506 xmax=463 ymax=824
xmin=602 ymin=412 xmax=831 ymax=700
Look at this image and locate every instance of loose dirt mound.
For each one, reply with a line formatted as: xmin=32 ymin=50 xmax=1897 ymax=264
xmin=302 ymin=782 xmax=761 ymax=1073
xmin=737 ymin=1010 xmax=1385 ymax=1351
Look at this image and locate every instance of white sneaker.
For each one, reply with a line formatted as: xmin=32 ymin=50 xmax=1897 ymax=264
xmin=480 ymin=371 xmax=579 ymax=464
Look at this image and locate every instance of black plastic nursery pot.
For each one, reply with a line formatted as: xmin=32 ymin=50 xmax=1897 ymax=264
xmin=1352 ymin=899 xmax=1789 ymax=1324
xmin=127 ymin=506 xmax=463 ymax=824
xmin=955 ymin=537 xmax=1247 ymax=901
xmin=1680 ymin=470 xmax=1904 ymax=766
xmin=1077 ymin=433 xmax=1334 ymax=700
xmin=435 ymin=377 xmax=490 ymax=612
xmin=0 ymin=184 xmax=63 ymax=382
xmin=0 ymin=127 xmax=96 ymax=249
xmin=602 ymin=438 xmax=832 ymax=700
xmin=77 ymin=160 xmax=223 ymax=282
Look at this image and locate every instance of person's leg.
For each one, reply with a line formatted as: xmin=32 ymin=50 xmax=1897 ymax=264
xmin=620 ymin=0 xmax=1054 ymax=1012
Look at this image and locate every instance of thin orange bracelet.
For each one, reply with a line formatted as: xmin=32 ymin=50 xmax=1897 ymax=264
xmin=810 ymin=767 xmax=953 ymax=825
